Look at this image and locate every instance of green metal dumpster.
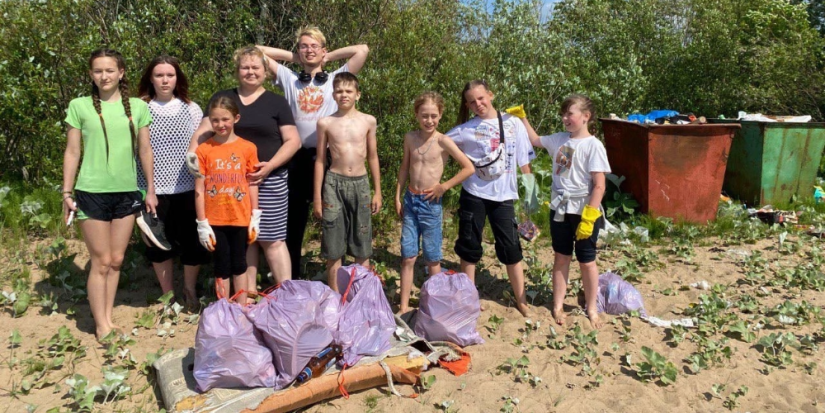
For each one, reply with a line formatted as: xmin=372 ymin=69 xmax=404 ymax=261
xmin=600 ymin=119 xmax=740 ymax=224
xmin=712 ymin=120 xmax=825 ymax=206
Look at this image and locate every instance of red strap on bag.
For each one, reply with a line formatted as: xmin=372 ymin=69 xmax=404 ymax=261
xmin=341 ymin=268 xmax=357 ymax=304
xmin=337 ymin=363 xmax=350 ymax=399
xmin=262 ymin=283 xmax=281 ymax=295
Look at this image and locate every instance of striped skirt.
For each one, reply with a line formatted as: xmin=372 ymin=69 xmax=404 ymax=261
xmin=257 ymin=169 xmax=289 ymax=241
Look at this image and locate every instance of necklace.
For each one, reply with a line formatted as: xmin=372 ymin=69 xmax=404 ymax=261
xmin=416 ymin=131 xmax=437 ymax=156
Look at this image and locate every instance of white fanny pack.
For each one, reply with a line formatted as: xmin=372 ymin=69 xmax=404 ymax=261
xmin=467 ymin=111 xmax=507 ymax=181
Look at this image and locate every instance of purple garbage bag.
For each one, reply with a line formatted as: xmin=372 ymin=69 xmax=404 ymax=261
xmin=193 ymin=298 xmax=276 ymax=392
xmin=335 ymin=264 xmax=395 ymax=366
xmin=415 ymin=271 xmax=484 ymax=347
xmin=246 ymin=280 xmax=341 ymax=389
xmin=597 ymin=272 xmax=646 ymax=316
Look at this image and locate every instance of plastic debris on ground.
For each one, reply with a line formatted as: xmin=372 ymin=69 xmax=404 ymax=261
xmin=246 ymin=280 xmax=341 ymax=389
xmin=335 ymin=264 xmax=396 ymax=366
xmin=747 ymin=205 xmax=800 ymax=225
xmin=737 ymin=111 xmax=812 ymax=123
xmin=690 ymin=280 xmax=710 ymax=290
xmin=415 ymin=271 xmax=484 ymax=347
xmin=193 ymin=298 xmax=276 ymax=392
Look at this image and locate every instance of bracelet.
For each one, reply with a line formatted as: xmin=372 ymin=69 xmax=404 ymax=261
xmin=61 ymin=190 xmax=73 ymax=194
xmin=63 ymin=194 xmax=74 ymax=200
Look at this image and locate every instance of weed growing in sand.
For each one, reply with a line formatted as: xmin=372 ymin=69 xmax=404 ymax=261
xmin=546 ymin=326 xmax=568 ymax=350
xmin=497 ymin=355 xmax=531 ymax=382
xmin=798 ymin=334 xmax=819 ymax=354
xmin=685 ymin=336 xmax=732 ymax=373
xmin=1 ymin=277 xmax=31 ymax=317
xmin=635 ymin=346 xmax=677 ymax=385
xmin=63 ymin=367 xmax=131 ymax=411
xmin=18 ymin=326 xmax=86 ymax=394
xmin=682 ymin=291 xmax=736 ymax=336
xmin=562 ymin=323 xmax=600 ymax=376
xmin=771 ymin=263 xmax=825 ymax=291
xmin=665 ymin=238 xmax=695 ymax=263
xmin=723 ymin=385 xmax=748 ymax=410
xmin=487 ymin=314 xmax=504 ymax=336
xmin=137 ymin=290 xmax=197 ymax=339
xmin=726 ymin=320 xmax=756 ymax=343
xmin=7 ymin=329 xmax=21 ymax=368
xmin=500 ymin=395 xmax=520 ymax=413
xmin=712 ymin=383 xmax=749 ymax=410
xmin=735 ymin=294 xmax=759 ymax=314
xmin=757 ymin=332 xmax=797 ymax=367
xmin=100 ymin=331 xmax=137 ymax=369
xmin=421 ymin=374 xmax=436 ymax=390
xmin=804 ymin=362 xmax=817 ymax=375
xmin=665 ymin=324 xmax=688 ymax=347
xmin=771 ymin=300 xmax=821 ymax=326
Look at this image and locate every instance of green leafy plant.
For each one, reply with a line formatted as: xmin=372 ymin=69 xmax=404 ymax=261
xmin=726 ymin=320 xmax=756 ymax=343
xmin=635 ymin=346 xmax=677 ymax=385
xmin=757 ymin=332 xmax=797 ymax=367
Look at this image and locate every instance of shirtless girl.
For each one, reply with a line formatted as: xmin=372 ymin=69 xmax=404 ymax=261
xmin=395 ymin=92 xmax=474 ymax=314
xmin=313 ymin=73 xmax=381 ymax=292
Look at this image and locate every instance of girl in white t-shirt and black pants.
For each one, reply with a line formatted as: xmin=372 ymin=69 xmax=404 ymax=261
xmin=447 ymin=80 xmax=536 ymax=317
xmin=520 ymin=94 xmax=611 ymax=329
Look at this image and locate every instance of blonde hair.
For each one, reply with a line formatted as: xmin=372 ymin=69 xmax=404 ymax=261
xmin=232 ymin=46 xmax=271 ymax=79
xmin=414 ymin=91 xmax=445 ymax=114
xmin=295 ymin=25 xmax=327 ymax=48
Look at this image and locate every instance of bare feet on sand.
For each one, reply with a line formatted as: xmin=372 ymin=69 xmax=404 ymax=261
xmin=552 ymin=307 xmax=567 ymax=326
xmin=587 ymin=310 xmax=604 ymax=329
xmin=515 ymin=302 xmax=532 ymax=318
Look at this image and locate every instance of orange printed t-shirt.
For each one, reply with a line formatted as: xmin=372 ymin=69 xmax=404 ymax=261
xmin=196 ymin=137 xmax=259 ymax=227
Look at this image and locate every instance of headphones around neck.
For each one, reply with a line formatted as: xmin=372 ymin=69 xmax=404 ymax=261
xmin=298 ymin=71 xmax=329 ymax=84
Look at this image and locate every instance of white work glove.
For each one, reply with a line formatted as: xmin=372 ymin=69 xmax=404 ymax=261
xmin=186 ymin=152 xmax=204 ymax=178
xmin=248 ymin=209 xmax=262 ymax=244
xmin=196 ymin=218 xmax=216 ymax=251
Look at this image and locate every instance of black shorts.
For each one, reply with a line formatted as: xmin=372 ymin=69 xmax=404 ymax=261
xmin=549 ymin=211 xmax=603 ymax=264
xmin=454 ymin=189 xmax=522 ymax=265
xmin=212 ymin=226 xmax=248 ymax=279
xmin=144 ymin=191 xmax=211 ymax=266
xmin=75 ymin=190 xmax=143 ymax=221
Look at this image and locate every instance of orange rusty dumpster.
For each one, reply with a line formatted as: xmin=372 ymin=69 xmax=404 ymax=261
xmin=600 ymin=119 xmax=740 ymax=224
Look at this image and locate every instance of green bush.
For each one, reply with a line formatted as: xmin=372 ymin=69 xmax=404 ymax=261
xmin=1 ymin=0 xmax=822 ymax=227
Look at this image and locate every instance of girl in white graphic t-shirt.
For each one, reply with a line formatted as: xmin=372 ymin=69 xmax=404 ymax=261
xmin=520 ymin=94 xmax=611 ymax=329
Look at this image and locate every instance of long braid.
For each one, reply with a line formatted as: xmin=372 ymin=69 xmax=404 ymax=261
xmin=120 ymin=79 xmax=138 ymax=165
xmin=91 ymin=82 xmax=111 ymax=163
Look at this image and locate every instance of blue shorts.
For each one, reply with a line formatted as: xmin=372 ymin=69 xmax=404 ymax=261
xmin=400 ymin=189 xmax=443 ymax=263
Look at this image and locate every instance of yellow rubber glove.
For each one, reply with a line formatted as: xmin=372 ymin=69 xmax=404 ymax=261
xmin=505 ymin=104 xmax=526 ymax=119
xmin=575 ymin=205 xmax=602 ymax=240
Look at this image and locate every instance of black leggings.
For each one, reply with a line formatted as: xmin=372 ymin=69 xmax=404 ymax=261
xmin=286 ymin=147 xmax=316 ymax=279
xmin=212 ymin=226 xmax=247 ymax=279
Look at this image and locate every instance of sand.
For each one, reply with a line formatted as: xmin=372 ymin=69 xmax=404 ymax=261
xmin=1 ymin=229 xmax=824 ymax=413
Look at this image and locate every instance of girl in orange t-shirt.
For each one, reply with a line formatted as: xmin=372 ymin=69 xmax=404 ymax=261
xmin=195 ymin=96 xmax=260 ymax=302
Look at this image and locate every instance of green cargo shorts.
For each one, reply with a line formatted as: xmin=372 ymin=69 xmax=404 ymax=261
xmin=321 ymin=171 xmax=373 ymax=260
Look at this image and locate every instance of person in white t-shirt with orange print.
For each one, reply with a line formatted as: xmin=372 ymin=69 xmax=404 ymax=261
xmin=256 ymin=26 xmax=369 ymax=280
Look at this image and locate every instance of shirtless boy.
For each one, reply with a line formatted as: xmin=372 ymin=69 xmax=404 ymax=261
xmin=395 ymin=92 xmax=474 ymax=314
xmin=314 ymin=73 xmax=381 ymax=292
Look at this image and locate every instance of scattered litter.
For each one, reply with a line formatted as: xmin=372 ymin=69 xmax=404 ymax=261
xmin=642 ymin=316 xmax=695 ymax=328
xmin=726 ymin=249 xmax=751 ymax=258
xmin=749 ymin=205 xmax=799 ymax=225
xmin=690 ymin=281 xmax=710 ymax=290
xmin=815 ymin=186 xmax=825 ymax=204
xmin=737 ymin=111 xmax=812 ymax=123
